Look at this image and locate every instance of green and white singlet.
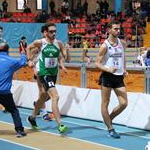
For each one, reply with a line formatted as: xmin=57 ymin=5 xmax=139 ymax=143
xmin=38 ymin=38 xmax=60 ymax=76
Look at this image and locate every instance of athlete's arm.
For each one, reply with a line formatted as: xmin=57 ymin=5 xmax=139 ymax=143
xmin=26 ymin=39 xmax=42 ymax=60
xmin=121 ymin=39 xmax=128 ymax=75
xmin=58 ymin=54 xmax=67 ymax=73
xmin=58 ymin=40 xmax=66 ymax=59
xmin=95 ymin=43 xmax=117 ymax=73
xmin=26 ymin=39 xmax=42 ymax=67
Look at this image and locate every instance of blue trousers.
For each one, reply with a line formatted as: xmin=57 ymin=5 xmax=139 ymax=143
xmin=0 ymin=93 xmax=24 ymax=132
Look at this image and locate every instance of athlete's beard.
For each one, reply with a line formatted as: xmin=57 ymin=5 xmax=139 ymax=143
xmin=48 ymin=35 xmax=55 ymax=41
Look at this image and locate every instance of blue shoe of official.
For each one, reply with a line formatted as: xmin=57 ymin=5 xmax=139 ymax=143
xmin=16 ymin=130 xmax=27 ymax=138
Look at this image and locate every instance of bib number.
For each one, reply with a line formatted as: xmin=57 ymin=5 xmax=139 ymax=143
xmin=113 ymin=58 xmax=121 ymax=69
xmin=45 ymin=58 xmax=57 ymax=68
xmin=113 ymin=61 xmax=119 ymax=67
xmin=48 ymin=81 xmax=55 ymax=87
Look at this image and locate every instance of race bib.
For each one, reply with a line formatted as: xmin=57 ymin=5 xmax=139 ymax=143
xmin=45 ymin=58 xmax=58 ymax=68
xmin=112 ymin=57 xmax=122 ymax=69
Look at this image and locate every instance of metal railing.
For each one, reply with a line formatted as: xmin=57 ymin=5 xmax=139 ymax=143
xmin=57 ymin=62 xmax=150 ymax=94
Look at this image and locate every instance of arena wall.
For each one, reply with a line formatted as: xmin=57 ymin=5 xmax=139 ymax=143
xmin=0 ymin=22 xmax=68 ymax=48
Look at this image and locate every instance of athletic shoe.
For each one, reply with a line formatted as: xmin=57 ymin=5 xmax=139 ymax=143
xmin=16 ymin=130 xmax=27 ymax=138
xmin=27 ymin=116 xmax=38 ymax=130
xmin=58 ymin=124 xmax=68 ymax=134
xmin=43 ymin=114 xmax=51 ymax=121
xmin=108 ymin=129 xmax=120 ymax=139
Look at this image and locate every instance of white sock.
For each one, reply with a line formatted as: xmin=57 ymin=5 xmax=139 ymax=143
xmin=41 ymin=108 xmax=47 ymax=116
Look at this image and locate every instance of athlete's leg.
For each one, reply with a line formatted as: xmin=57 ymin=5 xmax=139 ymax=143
xmin=47 ymin=87 xmax=68 ymax=133
xmin=101 ymin=86 xmax=121 ymax=138
xmin=36 ymin=75 xmax=51 ymax=120
xmin=47 ymin=87 xmax=61 ymax=124
xmin=110 ymin=87 xmax=128 ymax=121
xmin=101 ymin=86 xmax=112 ymax=130
xmin=32 ymin=86 xmax=48 ymax=117
xmin=36 ymin=75 xmax=50 ymax=114
xmin=28 ymin=86 xmax=48 ymax=129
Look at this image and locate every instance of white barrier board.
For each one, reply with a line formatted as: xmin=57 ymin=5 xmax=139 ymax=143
xmin=12 ymin=80 xmax=150 ymax=130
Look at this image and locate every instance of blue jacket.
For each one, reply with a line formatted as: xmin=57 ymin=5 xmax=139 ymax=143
xmin=0 ymin=52 xmax=27 ymax=94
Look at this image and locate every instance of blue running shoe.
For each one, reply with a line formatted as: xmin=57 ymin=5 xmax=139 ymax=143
xmin=109 ymin=129 xmax=120 ymax=139
xmin=16 ymin=130 xmax=27 ymax=138
xmin=43 ymin=113 xmax=51 ymax=121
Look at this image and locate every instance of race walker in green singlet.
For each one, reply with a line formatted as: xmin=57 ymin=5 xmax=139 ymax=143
xmin=38 ymin=38 xmax=60 ymax=76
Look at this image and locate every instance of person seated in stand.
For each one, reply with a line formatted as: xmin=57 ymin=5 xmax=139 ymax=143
xmin=136 ymin=47 xmax=147 ymax=66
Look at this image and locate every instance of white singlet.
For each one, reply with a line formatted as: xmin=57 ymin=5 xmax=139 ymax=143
xmin=102 ymin=38 xmax=125 ymax=75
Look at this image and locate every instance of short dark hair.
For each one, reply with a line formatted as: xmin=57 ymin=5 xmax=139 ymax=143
xmin=45 ymin=23 xmax=56 ymax=29
xmin=41 ymin=23 xmax=56 ymax=33
xmin=21 ymin=36 xmax=26 ymax=40
xmin=41 ymin=25 xmax=47 ymax=33
xmin=107 ymin=20 xmax=120 ymax=29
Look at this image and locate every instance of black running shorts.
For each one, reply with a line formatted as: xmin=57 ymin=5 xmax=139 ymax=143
xmin=99 ymin=72 xmax=125 ymax=88
xmin=39 ymin=75 xmax=57 ymax=91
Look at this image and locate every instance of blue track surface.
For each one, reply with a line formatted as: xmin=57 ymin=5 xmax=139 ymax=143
xmin=0 ymin=107 xmax=149 ymax=150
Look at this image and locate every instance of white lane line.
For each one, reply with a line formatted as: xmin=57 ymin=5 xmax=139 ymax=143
xmin=0 ymin=137 xmax=40 ymax=150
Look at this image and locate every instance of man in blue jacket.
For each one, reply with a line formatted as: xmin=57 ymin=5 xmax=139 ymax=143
xmin=0 ymin=26 xmax=8 ymax=112
xmin=0 ymin=42 xmax=27 ymax=137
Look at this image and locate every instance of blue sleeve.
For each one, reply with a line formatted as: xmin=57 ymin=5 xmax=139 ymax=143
xmin=12 ymin=53 xmax=27 ymax=72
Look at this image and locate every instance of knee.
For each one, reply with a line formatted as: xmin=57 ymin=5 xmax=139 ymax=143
xmin=101 ymin=100 xmax=109 ymax=108
xmin=55 ymin=95 xmax=59 ymax=101
xmin=120 ymin=101 xmax=128 ymax=109
xmin=40 ymin=91 xmax=45 ymax=97
xmin=101 ymin=102 xmax=109 ymax=112
xmin=40 ymin=92 xmax=47 ymax=100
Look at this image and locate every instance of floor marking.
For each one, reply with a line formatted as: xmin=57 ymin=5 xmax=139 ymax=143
xmin=0 ymin=120 xmax=121 ymax=150
xmin=0 ymin=137 xmax=40 ymax=150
